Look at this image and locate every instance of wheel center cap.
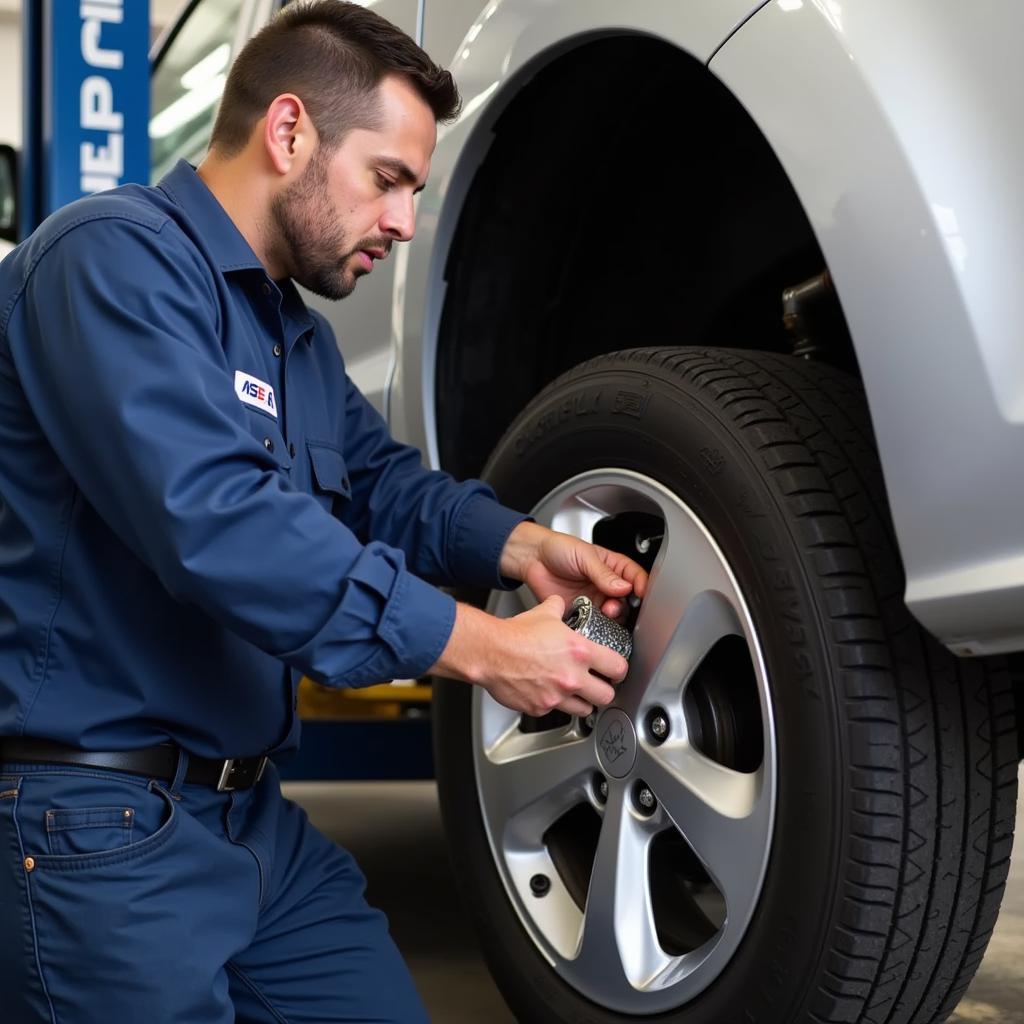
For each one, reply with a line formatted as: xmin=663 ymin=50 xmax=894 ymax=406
xmin=595 ymin=708 xmax=637 ymax=779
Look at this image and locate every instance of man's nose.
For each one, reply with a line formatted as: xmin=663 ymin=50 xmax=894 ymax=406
xmin=380 ymin=194 xmax=416 ymax=242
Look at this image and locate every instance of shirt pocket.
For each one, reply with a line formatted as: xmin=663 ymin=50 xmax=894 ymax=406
xmin=45 ymin=805 xmax=134 ymax=856
xmin=244 ymin=408 xmax=292 ymax=473
xmin=307 ymin=440 xmax=352 ymax=516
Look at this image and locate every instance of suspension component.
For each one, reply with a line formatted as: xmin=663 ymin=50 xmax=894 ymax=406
xmin=782 ymin=269 xmax=833 ymax=360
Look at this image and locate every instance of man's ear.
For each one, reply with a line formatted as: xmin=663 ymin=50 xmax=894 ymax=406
xmin=263 ymin=93 xmax=314 ymax=176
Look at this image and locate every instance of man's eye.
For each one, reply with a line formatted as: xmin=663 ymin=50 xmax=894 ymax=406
xmin=376 ymin=173 xmax=396 ymax=192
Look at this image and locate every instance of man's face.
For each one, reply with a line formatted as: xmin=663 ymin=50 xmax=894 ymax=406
xmin=270 ymin=76 xmax=437 ymax=300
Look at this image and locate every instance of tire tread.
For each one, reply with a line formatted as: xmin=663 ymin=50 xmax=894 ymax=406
xmin=544 ymin=347 xmax=1017 ymax=1024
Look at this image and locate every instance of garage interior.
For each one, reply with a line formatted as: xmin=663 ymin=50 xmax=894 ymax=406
xmin=0 ymin=2 xmax=1020 ymax=1023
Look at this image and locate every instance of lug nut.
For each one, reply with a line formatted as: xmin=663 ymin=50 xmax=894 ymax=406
xmin=634 ymin=782 xmax=656 ymax=815
xmin=595 ymin=775 xmax=608 ymax=804
xmin=580 ymin=713 xmax=596 ymax=736
xmin=635 ymin=531 xmax=664 ymax=554
xmin=647 ymin=709 xmax=669 ymax=744
xmin=530 ymin=874 xmax=551 ymax=898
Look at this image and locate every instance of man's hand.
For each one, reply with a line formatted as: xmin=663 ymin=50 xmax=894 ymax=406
xmin=500 ymin=521 xmax=649 ymax=620
xmin=429 ymin=597 xmax=628 ymax=717
xmin=428 ymin=522 xmax=646 ymax=717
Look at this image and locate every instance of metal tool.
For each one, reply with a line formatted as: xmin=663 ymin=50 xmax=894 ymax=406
xmin=563 ymin=595 xmax=633 ymax=660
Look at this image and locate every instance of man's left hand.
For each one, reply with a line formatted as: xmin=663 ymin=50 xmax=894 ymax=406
xmin=500 ymin=522 xmax=649 ymax=621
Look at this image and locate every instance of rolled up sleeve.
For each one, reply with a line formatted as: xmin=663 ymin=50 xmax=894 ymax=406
xmin=282 ymin=547 xmax=457 ymax=686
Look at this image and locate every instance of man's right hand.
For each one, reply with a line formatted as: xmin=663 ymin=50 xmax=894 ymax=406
xmin=428 ymin=596 xmax=629 ymax=717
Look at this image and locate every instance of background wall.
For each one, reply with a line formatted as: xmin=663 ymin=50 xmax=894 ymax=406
xmin=0 ymin=2 xmax=22 ymax=147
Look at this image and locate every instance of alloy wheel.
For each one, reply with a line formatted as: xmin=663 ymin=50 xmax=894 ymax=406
xmin=473 ymin=468 xmax=778 ymax=1015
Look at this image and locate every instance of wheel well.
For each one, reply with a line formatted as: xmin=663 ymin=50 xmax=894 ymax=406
xmin=436 ymin=34 xmax=855 ymax=479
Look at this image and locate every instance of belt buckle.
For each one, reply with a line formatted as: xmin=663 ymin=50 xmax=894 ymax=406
xmin=216 ymin=755 xmax=268 ymax=792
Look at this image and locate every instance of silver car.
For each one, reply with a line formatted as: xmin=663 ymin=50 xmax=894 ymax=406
xmin=151 ymin=2 xmax=1022 ymax=1022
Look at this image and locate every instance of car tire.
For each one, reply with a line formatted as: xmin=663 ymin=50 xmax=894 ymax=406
xmin=434 ymin=347 xmax=1018 ymax=1024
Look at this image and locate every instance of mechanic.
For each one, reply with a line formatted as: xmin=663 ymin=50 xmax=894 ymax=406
xmin=0 ymin=3 xmax=647 ymax=1022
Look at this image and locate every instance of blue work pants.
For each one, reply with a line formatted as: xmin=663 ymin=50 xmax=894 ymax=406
xmin=0 ymin=758 xmax=430 ymax=1023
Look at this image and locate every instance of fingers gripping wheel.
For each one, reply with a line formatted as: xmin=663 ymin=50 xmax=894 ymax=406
xmin=562 ymin=596 xmax=633 ymax=661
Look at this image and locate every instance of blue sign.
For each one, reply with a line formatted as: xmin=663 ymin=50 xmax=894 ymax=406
xmin=38 ymin=0 xmax=150 ymax=219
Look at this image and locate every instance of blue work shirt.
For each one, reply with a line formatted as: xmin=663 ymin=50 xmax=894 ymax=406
xmin=0 ymin=160 xmax=526 ymax=758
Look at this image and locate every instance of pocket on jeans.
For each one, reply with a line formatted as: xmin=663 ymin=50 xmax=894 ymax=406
xmin=46 ymin=805 xmax=134 ymax=856
xmin=24 ymin=779 xmax=179 ymax=872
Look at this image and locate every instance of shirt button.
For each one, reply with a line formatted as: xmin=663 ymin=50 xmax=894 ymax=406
xmin=262 ymin=282 xmax=272 ymax=296
xmin=263 ymin=437 xmax=274 ymax=452
xmin=289 ymin=443 xmax=296 ymax=458
xmin=273 ymin=343 xmax=282 ymax=357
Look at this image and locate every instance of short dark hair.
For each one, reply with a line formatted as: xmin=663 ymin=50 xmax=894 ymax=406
xmin=210 ymin=0 xmax=461 ymax=156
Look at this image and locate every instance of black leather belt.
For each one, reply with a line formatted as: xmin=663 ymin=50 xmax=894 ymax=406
xmin=0 ymin=738 xmax=269 ymax=792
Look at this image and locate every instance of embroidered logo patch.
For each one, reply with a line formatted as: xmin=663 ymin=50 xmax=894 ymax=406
xmin=235 ymin=371 xmax=277 ymax=418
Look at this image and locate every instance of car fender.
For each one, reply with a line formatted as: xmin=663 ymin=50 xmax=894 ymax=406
xmin=389 ymin=0 xmax=769 ymax=449
xmin=708 ymin=0 xmax=1024 ymax=654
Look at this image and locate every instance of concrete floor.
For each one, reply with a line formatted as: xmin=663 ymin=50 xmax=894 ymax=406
xmin=285 ymin=766 xmax=1024 ymax=1024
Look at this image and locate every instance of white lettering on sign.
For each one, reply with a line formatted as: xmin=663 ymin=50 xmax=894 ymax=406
xmin=81 ymin=77 xmax=123 ymax=132
xmin=80 ymin=0 xmax=125 ymax=193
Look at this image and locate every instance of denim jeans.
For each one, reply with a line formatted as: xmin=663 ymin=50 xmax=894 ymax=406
xmin=0 ymin=757 xmax=430 ymax=1023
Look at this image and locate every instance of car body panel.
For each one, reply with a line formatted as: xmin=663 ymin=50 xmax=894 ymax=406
xmin=709 ymin=0 xmax=1024 ymax=654
xmin=388 ymin=0 xmax=770 ymax=452
xmin=422 ymin=0 xmax=491 ymax=65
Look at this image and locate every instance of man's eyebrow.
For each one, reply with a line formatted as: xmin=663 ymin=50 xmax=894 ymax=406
xmin=375 ymin=157 xmax=427 ymax=194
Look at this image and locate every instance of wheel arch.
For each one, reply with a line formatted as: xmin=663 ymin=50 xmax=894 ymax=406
xmin=389 ymin=0 xmax=779 ymax=464
xmin=428 ymin=33 xmax=845 ymax=482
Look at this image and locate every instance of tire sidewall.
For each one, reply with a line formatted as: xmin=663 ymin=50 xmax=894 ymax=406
xmin=437 ymin=358 xmax=849 ymax=1023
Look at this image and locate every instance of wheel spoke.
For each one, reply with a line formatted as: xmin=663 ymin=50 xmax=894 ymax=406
xmin=478 ymin=719 xmax=595 ymax=847
xmin=637 ymin=742 xmax=766 ymax=912
xmin=621 ymin=584 xmax=742 ymax=717
xmin=548 ymin=494 xmax=610 ymax=542
xmin=513 ymin=583 xmax=538 ymax=613
xmin=575 ymin=784 xmax=671 ymax=989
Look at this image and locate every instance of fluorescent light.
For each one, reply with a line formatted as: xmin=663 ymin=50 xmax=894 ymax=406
xmin=180 ymin=42 xmax=230 ymax=91
xmin=150 ymin=73 xmax=226 ymax=139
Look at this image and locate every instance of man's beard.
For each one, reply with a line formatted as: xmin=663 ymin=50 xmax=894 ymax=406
xmin=270 ymin=150 xmax=363 ymax=301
